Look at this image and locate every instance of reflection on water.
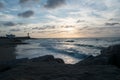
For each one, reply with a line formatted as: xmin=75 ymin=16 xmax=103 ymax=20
xmin=15 ymin=38 xmax=120 ymax=64
xmin=15 ymin=43 xmax=80 ymax=64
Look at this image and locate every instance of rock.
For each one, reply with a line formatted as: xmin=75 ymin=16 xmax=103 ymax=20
xmin=31 ymin=55 xmax=64 ymax=63
xmin=102 ymin=45 xmax=120 ymax=68
xmin=39 ymin=55 xmax=55 ymax=62
xmin=52 ymin=77 xmax=78 ymax=80
xmin=76 ymin=56 xmax=109 ymax=66
xmin=0 ymin=64 xmax=11 ymax=72
xmin=76 ymin=44 xmax=120 ymax=67
xmin=31 ymin=55 xmax=55 ymax=62
xmin=55 ymin=58 xmax=64 ymax=63
xmin=110 ymin=53 xmax=120 ymax=68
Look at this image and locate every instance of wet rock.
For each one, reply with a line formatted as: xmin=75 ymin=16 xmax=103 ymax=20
xmin=55 ymin=58 xmax=64 ymax=63
xmin=52 ymin=77 xmax=78 ymax=80
xmin=102 ymin=45 xmax=120 ymax=68
xmin=76 ymin=44 xmax=120 ymax=67
xmin=39 ymin=55 xmax=55 ymax=62
xmin=31 ymin=55 xmax=55 ymax=62
xmin=31 ymin=55 xmax=64 ymax=64
xmin=0 ymin=64 xmax=11 ymax=72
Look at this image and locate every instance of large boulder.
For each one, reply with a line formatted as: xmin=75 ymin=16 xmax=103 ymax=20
xmin=76 ymin=55 xmax=110 ymax=65
xmin=31 ymin=55 xmax=64 ymax=64
xmin=76 ymin=44 xmax=120 ymax=67
xmin=101 ymin=44 xmax=120 ymax=68
xmin=0 ymin=64 xmax=11 ymax=72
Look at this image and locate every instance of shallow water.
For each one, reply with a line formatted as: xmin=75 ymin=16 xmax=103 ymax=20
xmin=15 ymin=37 xmax=120 ymax=64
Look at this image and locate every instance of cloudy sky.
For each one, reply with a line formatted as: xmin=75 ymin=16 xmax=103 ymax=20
xmin=0 ymin=0 xmax=120 ymax=38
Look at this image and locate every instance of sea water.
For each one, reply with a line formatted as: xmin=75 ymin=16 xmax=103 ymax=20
xmin=15 ymin=37 xmax=120 ymax=64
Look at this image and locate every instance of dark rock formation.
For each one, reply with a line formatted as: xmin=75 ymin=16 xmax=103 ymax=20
xmin=76 ymin=44 xmax=120 ymax=67
xmin=31 ymin=55 xmax=64 ymax=64
xmin=0 ymin=64 xmax=11 ymax=72
xmin=0 ymin=44 xmax=120 ymax=80
xmin=102 ymin=44 xmax=120 ymax=68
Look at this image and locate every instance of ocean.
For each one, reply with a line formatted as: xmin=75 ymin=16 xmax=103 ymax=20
xmin=15 ymin=37 xmax=120 ymax=64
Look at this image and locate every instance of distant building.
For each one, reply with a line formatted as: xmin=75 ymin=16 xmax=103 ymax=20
xmin=6 ymin=34 xmax=15 ymax=39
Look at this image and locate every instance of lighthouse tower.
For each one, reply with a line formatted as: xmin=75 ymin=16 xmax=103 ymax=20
xmin=27 ymin=33 xmax=30 ymax=38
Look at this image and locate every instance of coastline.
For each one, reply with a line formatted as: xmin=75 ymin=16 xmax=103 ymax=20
xmin=0 ymin=44 xmax=120 ymax=80
xmin=0 ymin=45 xmax=16 ymax=62
xmin=0 ymin=38 xmax=28 ymax=62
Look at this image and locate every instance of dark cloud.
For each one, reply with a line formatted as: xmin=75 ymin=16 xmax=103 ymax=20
xmin=41 ymin=25 xmax=55 ymax=30
xmin=32 ymin=25 xmax=56 ymax=30
xmin=18 ymin=10 xmax=34 ymax=18
xmin=105 ymin=22 xmax=120 ymax=26
xmin=2 ymin=22 xmax=23 ymax=26
xmin=19 ymin=0 xmax=40 ymax=7
xmin=76 ymin=20 xmax=85 ymax=23
xmin=108 ymin=18 xmax=114 ymax=21
xmin=10 ymin=29 xmax=21 ymax=32
xmin=44 ymin=0 xmax=66 ymax=9
xmin=61 ymin=25 xmax=74 ymax=28
xmin=37 ymin=30 xmax=53 ymax=33
xmin=52 ymin=30 xmax=66 ymax=34
xmin=3 ymin=22 xmax=16 ymax=26
xmin=19 ymin=0 xmax=40 ymax=4
xmin=19 ymin=0 xmax=29 ymax=3
xmin=32 ymin=27 xmax=39 ymax=30
xmin=0 ymin=2 xmax=4 ymax=9
xmin=79 ymin=26 xmax=89 ymax=30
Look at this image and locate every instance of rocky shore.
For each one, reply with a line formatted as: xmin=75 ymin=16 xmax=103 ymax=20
xmin=0 ymin=44 xmax=120 ymax=80
xmin=0 ymin=38 xmax=28 ymax=62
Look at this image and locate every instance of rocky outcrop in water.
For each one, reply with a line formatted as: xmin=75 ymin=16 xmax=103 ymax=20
xmin=76 ymin=44 xmax=120 ymax=67
xmin=0 ymin=45 xmax=120 ymax=80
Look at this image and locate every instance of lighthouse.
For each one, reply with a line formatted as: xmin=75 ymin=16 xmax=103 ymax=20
xmin=27 ymin=33 xmax=30 ymax=38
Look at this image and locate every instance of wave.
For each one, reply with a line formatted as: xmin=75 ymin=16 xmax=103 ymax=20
xmin=40 ymin=43 xmax=88 ymax=59
xmin=75 ymin=44 xmax=105 ymax=49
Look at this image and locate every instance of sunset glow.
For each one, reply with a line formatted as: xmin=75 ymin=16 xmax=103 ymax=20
xmin=0 ymin=0 xmax=120 ymax=38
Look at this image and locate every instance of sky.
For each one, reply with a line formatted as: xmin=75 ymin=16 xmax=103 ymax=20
xmin=0 ymin=0 xmax=120 ymax=38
